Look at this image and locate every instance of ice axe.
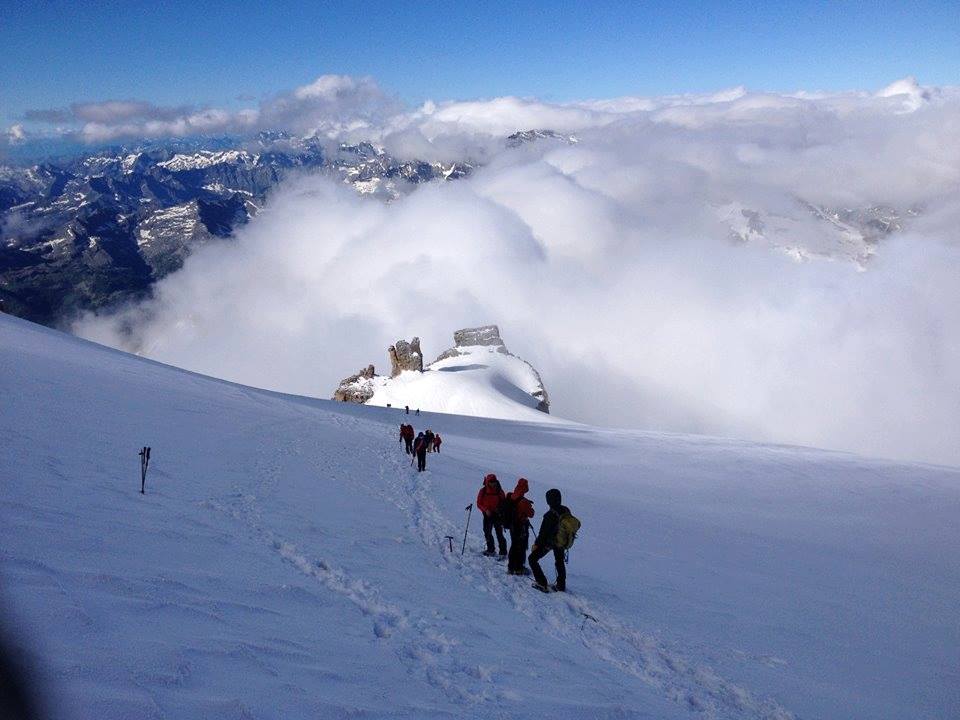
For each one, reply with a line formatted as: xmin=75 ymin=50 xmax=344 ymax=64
xmin=461 ymin=503 xmax=473 ymax=556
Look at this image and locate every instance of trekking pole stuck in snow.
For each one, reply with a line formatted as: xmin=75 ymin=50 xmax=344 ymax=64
xmin=461 ymin=503 xmax=473 ymax=555
xmin=139 ymin=446 xmax=151 ymax=494
xmin=444 ymin=535 xmax=454 ymax=553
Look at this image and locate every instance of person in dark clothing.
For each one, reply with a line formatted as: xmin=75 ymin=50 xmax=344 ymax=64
xmin=529 ymin=488 xmax=568 ymax=592
xmin=433 ymin=434 xmax=442 ymax=453
xmin=476 ymin=474 xmax=507 ymax=556
xmin=400 ymin=424 xmax=415 ymax=454
xmin=424 ymin=429 xmax=435 ymax=452
xmin=405 ymin=405 xmax=410 ymax=414
xmin=413 ymin=432 xmax=428 ymax=472
xmin=506 ymin=477 xmax=535 ymax=575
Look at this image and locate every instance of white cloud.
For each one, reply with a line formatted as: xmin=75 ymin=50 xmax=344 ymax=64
xmin=24 ymin=74 xmax=400 ymax=144
xmin=6 ymin=124 xmax=26 ymax=144
xmin=74 ymin=79 xmax=960 ymax=466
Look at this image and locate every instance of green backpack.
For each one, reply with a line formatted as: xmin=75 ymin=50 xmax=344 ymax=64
xmin=555 ymin=510 xmax=582 ymax=550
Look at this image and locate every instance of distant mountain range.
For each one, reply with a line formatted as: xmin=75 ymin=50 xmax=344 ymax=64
xmin=0 ymin=132 xmax=474 ymax=325
xmin=1 ymin=127 xmax=918 ymax=326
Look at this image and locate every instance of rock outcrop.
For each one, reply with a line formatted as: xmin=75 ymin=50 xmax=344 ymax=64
xmin=434 ymin=325 xmax=550 ymax=413
xmin=332 ymin=326 xmax=551 ymax=415
xmin=332 ymin=364 xmax=377 ymax=404
xmin=388 ymin=337 xmax=423 ymax=377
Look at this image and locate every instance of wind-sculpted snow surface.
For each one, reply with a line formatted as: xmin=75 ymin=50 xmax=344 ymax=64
xmin=2 ymin=313 xmax=959 ymax=719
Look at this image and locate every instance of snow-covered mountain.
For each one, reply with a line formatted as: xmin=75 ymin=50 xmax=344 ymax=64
xmin=505 ymin=129 xmax=579 ymax=147
xmin=717 ymin=199 xmax=918 ymax=267
xmin=333 ymin=325 xmax=551 ymax=421
xmin=2 ymin=312 xmax=959 ymax=720
xmin=1 ymin=126 xmax=925 ymax=328
xmin=0 ymin=134 xmax=471 ymax=325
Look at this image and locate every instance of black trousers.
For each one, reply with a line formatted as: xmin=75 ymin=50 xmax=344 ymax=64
xmin=529 ymin=544 xmax=565 ymax=591
xmin=507 ymin=524 xmax=529 ymax=572
xmin=416 ymin=450 xmax=426 ymax=471
xmin=482 ymin=514 xmax=507 ymax=554
xmin=404 ymin=438 xmax=413 ymax=454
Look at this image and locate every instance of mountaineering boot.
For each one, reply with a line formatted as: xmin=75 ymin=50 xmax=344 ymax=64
xmin=532 ymin=582 xmax=552 ymax=593
xmin=550 ymin=582 xmax=566 ymax=592
xmin=482 ymin=549 xmax=496 ymax=557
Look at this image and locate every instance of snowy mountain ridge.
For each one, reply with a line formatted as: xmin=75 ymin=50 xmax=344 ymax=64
xmin=718 ymin=199 xmax=918 ymax=267
xmin=334 ymin=325 xmax=551 ymax=421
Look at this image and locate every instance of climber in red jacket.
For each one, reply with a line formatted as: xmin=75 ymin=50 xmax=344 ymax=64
xmin=505 ymin=477 xmax=535 ymax=575
xmin=476 ymin=473 xmax=507 ymax=557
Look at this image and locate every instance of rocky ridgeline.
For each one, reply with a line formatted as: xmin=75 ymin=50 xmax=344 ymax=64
xmin=332 ymin=325 xmax=550 ymax=413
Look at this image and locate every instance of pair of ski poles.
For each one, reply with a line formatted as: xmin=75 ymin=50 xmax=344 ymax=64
xmin=139 ymin=446 xmax=151 ymax=494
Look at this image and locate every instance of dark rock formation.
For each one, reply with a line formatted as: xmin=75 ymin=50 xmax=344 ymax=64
xmin=332 ymin=364 xmax=376 ymax=403
xmin=388 ymin=338 xmax=423 ymax=377
xmin=454 ymin=325 xmax=507 ymax=348
xmin=435 ymin=324 xmax=507 ymax=362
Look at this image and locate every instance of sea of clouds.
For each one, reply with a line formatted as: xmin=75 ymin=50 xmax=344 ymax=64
xmin=74 ymin=75 xmax=960 ymax=465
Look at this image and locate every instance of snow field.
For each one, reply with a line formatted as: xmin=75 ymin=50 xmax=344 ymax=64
xmin=1 ymin=313 xmax=958 ymax=719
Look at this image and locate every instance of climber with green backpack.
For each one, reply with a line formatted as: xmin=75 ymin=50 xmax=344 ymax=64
xmin=529 ymin=488 xmax=581 ymax=593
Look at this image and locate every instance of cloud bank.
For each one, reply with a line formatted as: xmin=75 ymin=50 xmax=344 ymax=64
xmin=19 ymin=74 xmax=400 ymax=144
xmin=75 ymin=77 xmax=960 ymax=466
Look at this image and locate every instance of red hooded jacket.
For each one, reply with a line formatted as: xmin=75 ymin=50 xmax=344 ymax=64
xmin=508 ymin=477 xmax=535 ymax=522
xmin=476 ymin=474 xmax=505 ymax=515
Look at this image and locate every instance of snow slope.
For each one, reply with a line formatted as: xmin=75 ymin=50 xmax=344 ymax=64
xmin=365 ymin=345 xmax=555 ymax=423
xmin=1 ymin=313 xmax=959 ymax=720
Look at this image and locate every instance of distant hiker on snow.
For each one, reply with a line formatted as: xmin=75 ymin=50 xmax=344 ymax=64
xmin=530 ymin=488 xmax=580 ymax=592
xmin=413 ymin=432 xmax=428 ymax=472
xmin=424 ymin=429 xmax=435 ymax=452
xmin=476 ymin=474 xmax=507 ymax=557
xmin=503 ymin=477 xmax=535 ymax=575
xmin=399 ymin=423 xmax=415 ymax=454
xmin=432 ymin=433 xmax=442 ymax=453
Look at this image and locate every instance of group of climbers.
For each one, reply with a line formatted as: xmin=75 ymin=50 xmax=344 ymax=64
xmin=399 ymin=424 xmax=442 ymax=472
xmin=397 ymin=422 xmax=580 ymax=593
xmin=476 ymin=473 xmax=579 ymax=592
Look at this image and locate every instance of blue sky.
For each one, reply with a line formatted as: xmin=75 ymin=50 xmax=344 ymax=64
xmin=2 ymin=0 xmax=958 ymax=127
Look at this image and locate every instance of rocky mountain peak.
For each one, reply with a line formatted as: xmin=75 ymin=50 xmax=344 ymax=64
xmin=332 ymin=326 xmax=551 ymax=416
xmin=454 ymin=324 xmax=506 ymax=349
xmin=388 ymin=337 xmax=423 ymax=377
xmin=332 ymin=364 xmax=376 ymax=404
xmin=505 ymin=129 xmax=579 ymax=148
